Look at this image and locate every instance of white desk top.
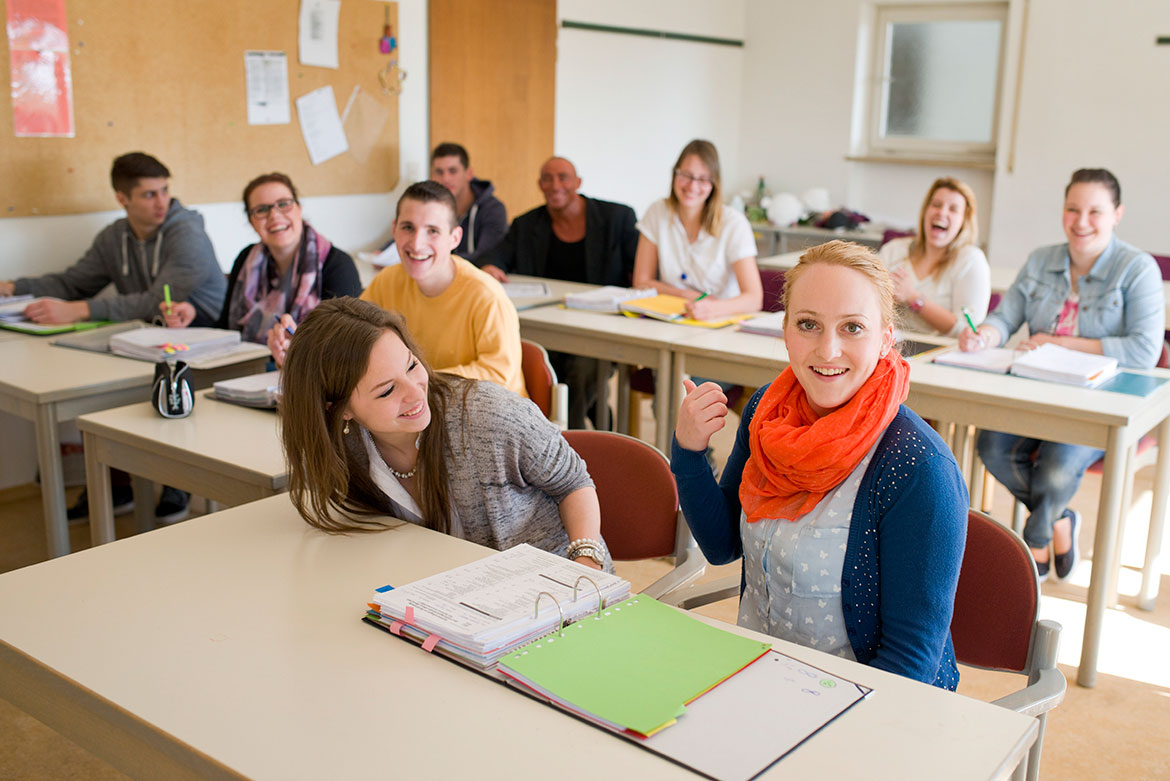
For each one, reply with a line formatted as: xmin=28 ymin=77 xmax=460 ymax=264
xmin=77 ymin=397 xmax=286 ymax=490
xmin=505 ymin=274 xmax=597 ymax=310
xmin=0 ymin=493 xmax=1035 ymax=780
xmin=0 ymin=334 xmax=154 ymax=403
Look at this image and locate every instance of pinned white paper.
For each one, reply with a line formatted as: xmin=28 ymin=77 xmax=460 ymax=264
xmin=298 ymin=0 xmax=340 ymax=69
xmin=295 ymin=85 xmax=349 ymax=165
xmin=244 ymin=51 xmax=290 ymax=125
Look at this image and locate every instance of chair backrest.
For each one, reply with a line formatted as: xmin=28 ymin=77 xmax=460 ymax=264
xmin=1160 ymin=340 xmax=1170 ymax=370
xmin=1152 ymin=254 xmax=1170 ymax=281
xmin=881 ymin=228 xmax=915 ymax=247
xmin=950 ymin=510 xmax=1039 ymax=673
xmin=562 ymin=430 xmax=679 ymax=560
xmin=520 ymin=339 xmax=556 ymax=418
xmin=988 ymin=291 xmax=1002 ymax=314
xmin=759 ymin=268 xmax=786 ymax=312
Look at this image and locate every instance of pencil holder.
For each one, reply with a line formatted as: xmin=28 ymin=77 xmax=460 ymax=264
xmin=152 ymin=359 xmax=194 ymax=418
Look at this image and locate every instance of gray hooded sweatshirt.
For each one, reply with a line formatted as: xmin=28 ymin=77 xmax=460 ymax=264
xmin=14 ymin=198 xmax=225 ymax=325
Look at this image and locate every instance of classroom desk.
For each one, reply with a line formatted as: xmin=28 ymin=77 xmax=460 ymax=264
xmin=0 ymin=493 xmax=1037 ymax=780
xmin=670 ymin=326 xmax=1170 ymax=687
xmin=77 ymin=396 xmax=286 ymax=546
xmin=0 ymin=332 xmax=270 ymax=558
xmin=517 ymin=302 xmax=685 ymax=453
xmin=504 ymin=274 xmax=597 ymax=310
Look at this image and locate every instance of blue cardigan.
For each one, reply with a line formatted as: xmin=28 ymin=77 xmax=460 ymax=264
xmin=671 ymin=387 xmax=968 ymax=690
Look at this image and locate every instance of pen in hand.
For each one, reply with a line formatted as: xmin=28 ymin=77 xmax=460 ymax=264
xmin=961 ymin=307 xmax=979 ymax=335
xmin=163 ymin=283 xmax=173 ymax=316
xmin=273 ymin=313 xmax=295 ymax=337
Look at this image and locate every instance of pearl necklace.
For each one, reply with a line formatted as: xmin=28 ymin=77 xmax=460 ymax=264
xmin=389 ymin=464 xmax=416 ymax=480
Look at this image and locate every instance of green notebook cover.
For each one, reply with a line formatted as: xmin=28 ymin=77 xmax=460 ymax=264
xmin=498 ymin=596 xmax=771 ymax=736
xmin=0 ymin=319 xmax=114 ymax=335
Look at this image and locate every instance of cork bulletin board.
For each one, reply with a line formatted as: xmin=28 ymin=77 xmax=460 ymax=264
xmin=0 ymin=0 xmax=399 ymax=217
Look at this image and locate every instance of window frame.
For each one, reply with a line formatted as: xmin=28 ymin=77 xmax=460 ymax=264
xmin=866 ymin=2 xmax=1009 ymax=165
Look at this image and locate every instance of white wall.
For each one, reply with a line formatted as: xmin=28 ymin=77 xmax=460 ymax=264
xmin=987 ymin=0 xmax=1170 ymax=263
xmin=739 ymin=0 xmax=1170 ymax=267
xmin=554 ymin=0 xmax=746 ymax=218
xmin=0 ymin=0 xmax=431 ymax=490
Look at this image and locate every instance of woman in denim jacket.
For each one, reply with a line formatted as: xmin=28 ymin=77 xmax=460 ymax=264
xmin=959 ymin=168 xmax=1164 ymax=581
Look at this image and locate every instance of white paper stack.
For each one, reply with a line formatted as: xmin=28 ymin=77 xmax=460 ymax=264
xmin=0 ymin=295 xmax=35 ymax=322
xmin=109 ymin=327 xmax=241 ymax=362
xmin=1009 ymin=343 xmax=1119 ymax=387
xmin=564 ymin=286 xmax=656 ymax=313
xmin=367 ymin=544 xmax=630 ymax=670
xmin=213 ymin=371 xmax=281 ymax=408
xmin=932 ymin=347 xmax=1015 ymax=373
xmin=737 ymin=311 xmax=787 ymax=337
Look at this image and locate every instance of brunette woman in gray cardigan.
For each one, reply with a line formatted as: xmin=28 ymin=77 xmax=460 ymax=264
xmin=279 ymin=298 xmax=611 ymax=571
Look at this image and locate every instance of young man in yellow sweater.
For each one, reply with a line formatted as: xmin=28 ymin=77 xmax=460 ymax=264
xmin=358 ymin=180 xmax=526 ymax=397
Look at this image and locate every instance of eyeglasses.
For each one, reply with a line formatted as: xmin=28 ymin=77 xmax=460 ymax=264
xmin=674 ymin=170 xmax=713 ymax=186
xmin=248 ymin=198 xmax=297 ymax=218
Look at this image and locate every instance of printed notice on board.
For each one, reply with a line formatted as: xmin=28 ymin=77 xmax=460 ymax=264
xmin=295 ymin=85 xmax=348 ymax=165
xmin=298 ymin=0 xmax=340 ymax=69
xmin=6 ymin=0 xmax=75 ymax=137
xmin=244 ymin=51 xmax=290 ymax=125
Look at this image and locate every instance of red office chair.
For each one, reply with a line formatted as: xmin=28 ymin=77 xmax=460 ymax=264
xmin=521 ymin=339 xmax=567 ymax=429
xmin=562 ymin=430 xmax=704 ymax=598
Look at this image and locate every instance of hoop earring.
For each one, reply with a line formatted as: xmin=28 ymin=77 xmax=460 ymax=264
xmin=343 ymin=419 xmax=351 ymax=435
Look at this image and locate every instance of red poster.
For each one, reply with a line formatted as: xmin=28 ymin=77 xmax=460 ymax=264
xmin=7 ymin=0 xmax=74 ymax=137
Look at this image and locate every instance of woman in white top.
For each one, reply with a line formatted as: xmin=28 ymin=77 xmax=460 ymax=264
xmin=877 ymin=177 xmax=990 ymax=336
xmin=633 ymin=139 xmax=763 ymax=319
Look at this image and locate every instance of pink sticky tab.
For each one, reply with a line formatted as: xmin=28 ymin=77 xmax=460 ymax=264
xmin=388 ymin=621 xmax=404 ymax=636
xmin=405 ymin=606 xmax=415 ymax=624
xmin=420 ymin=633 xmax=441 ymax=653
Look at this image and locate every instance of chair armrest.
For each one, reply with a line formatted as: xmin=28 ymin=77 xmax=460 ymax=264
xmin=551 ymin=382 xmax=569 ymax=430
xmin=658 ymin=574 xmax=740 ymax=609
xmin=640 ymin=546 xmax=705 ymax=600
xmin=991 ymin=666 xmax=1066 ymax=717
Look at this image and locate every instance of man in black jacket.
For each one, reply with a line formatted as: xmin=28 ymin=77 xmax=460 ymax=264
xmin=480 ymin=157 xmax=639 ymax=428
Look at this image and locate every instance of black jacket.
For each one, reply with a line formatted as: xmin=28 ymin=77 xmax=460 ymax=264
xmin=481 ymin=195 xmax=638 ymax=286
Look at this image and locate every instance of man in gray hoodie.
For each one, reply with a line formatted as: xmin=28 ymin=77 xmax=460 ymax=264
xmin=0 ymin=152 xmax=225 ymax=326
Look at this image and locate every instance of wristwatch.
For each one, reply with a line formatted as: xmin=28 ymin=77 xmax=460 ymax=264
xmin=909 ymin=296 xmax=925 ymax=313
xmin=567 ymin=537 xmax=605 ymax=567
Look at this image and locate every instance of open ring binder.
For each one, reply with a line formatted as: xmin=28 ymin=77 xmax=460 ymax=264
xmin=572 ymin=575 xmax=603 ymax=620
xmin=533 ymin=591 xmax=566 ymax=637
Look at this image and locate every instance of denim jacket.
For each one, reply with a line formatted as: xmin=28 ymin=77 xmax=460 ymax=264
xmin=984 ymin=236 xmax=1164 ymax=369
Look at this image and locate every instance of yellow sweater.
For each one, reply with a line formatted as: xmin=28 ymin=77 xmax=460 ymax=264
xmin=361 ymin=257 xmax=527 ymax=397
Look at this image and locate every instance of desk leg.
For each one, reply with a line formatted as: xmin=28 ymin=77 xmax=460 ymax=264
xmin=83 ymin=431 xmax=116 ymax=546
xmin=1106 ymin=445 xmax=1136 ymax=609
xmin=953 ymin=424 xmax=972 ymax=485
xmin=970 ymin=449 xmax=986 ymax=511
xmin=595 ymin=361 xmax=611 ymax=431
xmin=131 ymin=475 xmax=155 ymax=534
xmin=1078 ymin=425 xmax=1127 ymax=688
xmin=34 ymin=403 xmax=70 ymax=558
xmin=1139 ymin=416 xmax=1170 ymax=611
xmin=655 ymin=349 xmax=673 ymax=454
xmin=616 ymin=364 xmax=630 ymax=435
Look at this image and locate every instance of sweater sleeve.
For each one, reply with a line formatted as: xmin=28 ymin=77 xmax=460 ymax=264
xmin=869 ymin=428 xmax=968 ymax=683
xmin=438 ymin=284 xmax=523 ymax=391
xmin=320 ymin=246 xmax=363 ymax=299
xmin=670 ymin=386 xmax=764 ymax=565
xmin=499 ymin=388 xmax=593 ymax=501
xmin=1101 ymin=252 xmax=1164 ymax=368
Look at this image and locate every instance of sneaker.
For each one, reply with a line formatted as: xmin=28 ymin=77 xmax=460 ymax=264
xmin=67 ymin=485 xmax=134 ymax=524
xmin=1053 ymin=509 xmax=1081 ymax=580
xmin=154 ymin=486 xmax=190 ymax=525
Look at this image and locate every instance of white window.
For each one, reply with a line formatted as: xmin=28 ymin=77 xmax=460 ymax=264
xmin=867 ymin=3 xmax=1008 ymax=164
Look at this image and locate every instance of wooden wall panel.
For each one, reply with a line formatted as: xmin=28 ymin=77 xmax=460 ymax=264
xmin=0 ymin=0 xmax=399 ymax=217
xmin=428 ymin=0 xmax=555 ymax=219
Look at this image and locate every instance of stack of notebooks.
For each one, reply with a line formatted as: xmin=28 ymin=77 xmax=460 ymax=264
xmin=934 ymin=343 xmax=1119 ymax=387
xmin=109 ymin=327 xmax=241 ymax=362
xmin=618 ymin=293 xmax=752 ymax=329
xmin=736 ymin=311 xmax=786 ymax=337
xmin=364 ymin=544 xmax=872 ymax=780
xmin=563 ymin=286 xmax=656 ymax=313
xmin=211 ymin=371 xmax=281 ymax=408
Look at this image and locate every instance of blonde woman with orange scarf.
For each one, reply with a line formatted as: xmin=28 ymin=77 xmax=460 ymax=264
xmin=672 ymin=241 xmax=968 ymax=690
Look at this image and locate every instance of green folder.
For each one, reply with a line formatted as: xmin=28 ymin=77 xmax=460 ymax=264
xmin=0 ymin=319 xmax=114 ymax=335
xmin=498 ymin=596 xmax=770 ymax=737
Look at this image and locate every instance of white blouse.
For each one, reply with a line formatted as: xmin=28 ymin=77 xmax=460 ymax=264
xmin=361 ymin=426 xmax=464 ymax=537
xmin=878 ymin=237 xmax=991 ymax=337
xmin=636 ymin=199 xmax=757 ymax=299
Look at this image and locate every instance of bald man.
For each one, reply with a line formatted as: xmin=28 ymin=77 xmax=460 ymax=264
xmin=480 ymin=157 xmax=639 ymax=428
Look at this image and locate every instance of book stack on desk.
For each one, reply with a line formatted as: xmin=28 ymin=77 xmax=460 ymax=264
xmin=212 ymin=371 xmax=281 ymax=408
xmin=365 ymin=544 xmax=630 ymax=670
xmin=737 ymin=311 xmax=786 ymax=337
xmin=934 ymin=343 xmax=1119 ymax=387
xmin=563 ymin=286 xmax=656 ymax=313
xmin=109 ymin=326 xmax=241 ymax=362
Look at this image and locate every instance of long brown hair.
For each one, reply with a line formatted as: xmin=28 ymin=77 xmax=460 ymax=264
xmin=280 ymin=297 xmax=468 ymax=533
xmin=909 ymin=177 xmax=978 ymax=280
xmin=666 ymin=139 xmax=724 ymax=237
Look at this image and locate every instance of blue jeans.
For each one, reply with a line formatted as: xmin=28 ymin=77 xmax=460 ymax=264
xmin=976 ymin=430 xmax=1104 ymax=548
